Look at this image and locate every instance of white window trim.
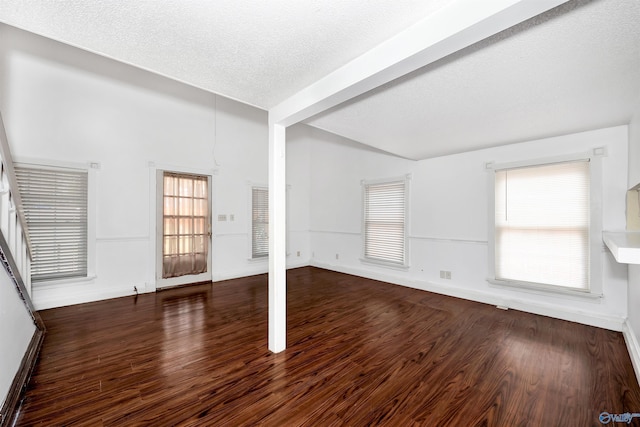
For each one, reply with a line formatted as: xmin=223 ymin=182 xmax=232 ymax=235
xmin=249 ymin=184 xmax=269 ymax=261
xmin=360 ymin=174 xmax=411 ymax=269
xmin=246 ymin=182 xmax=290 ymax=261
xmin=486 ymin=150 xmax=604 ymax=298
xmin=152 ymin=167 xmax=218 ymax=292
xmin=14 ymin=157 xmax=97 ymax=286
xmin=159 ymin=171 xmax=211 ymax=281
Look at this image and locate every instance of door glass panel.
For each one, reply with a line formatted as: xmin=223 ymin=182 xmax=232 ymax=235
xmin=162 ymin=172 xmax=209 ymax=279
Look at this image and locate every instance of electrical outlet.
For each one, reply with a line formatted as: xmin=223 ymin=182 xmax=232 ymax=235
xmin=297 ymin=251 xmax=300 ymax=257
xmin=440 ymin=270 xmax=445 ymax=279
xmin=336 ymin=253 xmax=339 ymax=260
xmin=445 ymin=271 xmax=451 ymax=280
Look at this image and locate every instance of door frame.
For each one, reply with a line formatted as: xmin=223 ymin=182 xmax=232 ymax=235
xmin=147 ymin=163 xmax=215 ymax=291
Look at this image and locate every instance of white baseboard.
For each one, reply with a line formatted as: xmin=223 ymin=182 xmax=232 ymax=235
xmin=287 ymin=260 xmax=311 ymax=270
xmin=34 ymin=261 xmax=313 ymax=309
xmin=623 ymin=320 xmax=640 ymax=387
xmin=311 ymin=261 xmax=626 ymax=332
xmin=33 ymin=287 xmax=135 ymax=311
xmin=32 ymin=261 xmax=627 ymax=337
xmin=212 ymin=260 xmax=310 ymax=283
xmin=212 ymin=269 xmax=267 ymax=282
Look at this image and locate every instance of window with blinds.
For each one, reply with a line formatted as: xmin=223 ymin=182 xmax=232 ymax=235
xmin=252 ymin=187 xmax=268 ymax=258
xmin=162 ymin=172 xmax=209 ymax=279
xmin=494 ymin=160 xmax=590 ymax=290
xmin=363 ymin=179 xmax=407 ymax=266
xmin=15 ymin=165 xmax=88 ymax=283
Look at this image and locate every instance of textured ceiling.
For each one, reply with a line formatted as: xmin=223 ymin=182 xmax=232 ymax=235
xmin=0 ymin=0 xmax=453 ymax=109
xmin=1 ymin=0 xmax=638 ymax=160
xmin=305 ymin=0 xmax=640 ymax=159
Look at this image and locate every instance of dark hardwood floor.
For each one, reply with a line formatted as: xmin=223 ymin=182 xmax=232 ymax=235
xmin=15 ymin=267 xmax=640 ymax=426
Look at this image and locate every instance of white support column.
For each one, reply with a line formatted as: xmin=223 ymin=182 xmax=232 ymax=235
xmin=268 ymin=120 xmax=287 ymax=353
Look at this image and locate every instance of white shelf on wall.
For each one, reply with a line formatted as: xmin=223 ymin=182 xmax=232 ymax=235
xmin=603 ymin=231 xmax=640 ymax=264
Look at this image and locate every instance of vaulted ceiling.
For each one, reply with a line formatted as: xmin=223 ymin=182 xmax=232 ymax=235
xmin=1 ymin=0 xmax=638 ymax=160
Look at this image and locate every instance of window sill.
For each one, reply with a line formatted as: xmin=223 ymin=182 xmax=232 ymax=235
xmin=33 ymin=275 xmax=97 ymax=288
xmin=603 ymin=231 xmax=640 ymax=264
xmin=360 ymin=258 xmax=410 ymax=271
xmin=487 ymin=278 xmax=602 ymax=300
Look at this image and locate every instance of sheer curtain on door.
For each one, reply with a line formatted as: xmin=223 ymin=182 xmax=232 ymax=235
xmin=163 ymin=172 xmax=208 ymax=279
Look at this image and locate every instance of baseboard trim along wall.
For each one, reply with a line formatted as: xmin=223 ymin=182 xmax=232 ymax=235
xmin=0 ymin=328 xmax=45 ymax=427
xmin=32 ymin=260 xmax=629 ymax=334
xmin=623 ymin=320 xmax=640 ymax=387
xmin=212 ymin=260 xmax=310 ymax=283
xmin=33 ymin=260 xmax=312 ymax=310
xmin=33 ymin=287 xmax=136 ymax=311
xmin=311 ymin=261 xmax=626 ymax=332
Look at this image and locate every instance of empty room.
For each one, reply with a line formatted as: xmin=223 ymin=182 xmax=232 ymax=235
xmin=1 ymin=0 xmax=640 ymax=425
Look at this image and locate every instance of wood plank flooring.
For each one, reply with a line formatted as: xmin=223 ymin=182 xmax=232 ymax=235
xmin=16 ymin=267 xmax=640 ymax=426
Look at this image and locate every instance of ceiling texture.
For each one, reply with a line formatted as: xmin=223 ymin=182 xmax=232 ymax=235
xmin=1 ymin=0 xmax=638 ymax=160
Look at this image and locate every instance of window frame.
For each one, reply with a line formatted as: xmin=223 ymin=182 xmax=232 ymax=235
xmin=250 ymin=185 xmax=269 ymax=260
xmin=361 ymin=174 xmax=411 ymax=269
xmin=14 ymin=158 xmax=97 ymax=286
xmin=486 ymin=151 xmax=603 ymax=297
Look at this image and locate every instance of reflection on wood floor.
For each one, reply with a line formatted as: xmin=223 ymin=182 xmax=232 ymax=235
xmin=16 ymin=267 xmax=640 ymax=426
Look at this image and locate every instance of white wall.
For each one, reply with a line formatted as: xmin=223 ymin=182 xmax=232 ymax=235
xmin=309 ymin=124 xmax=629 ymax=331
xmin=286 ymin=124 xmax=312 ymax=264
xmin=0 ymin=22 xmax=634 ymax=342
xmin=626 ymin=102 xmax=640 ymax=380
xmin=0 ymin=24 xmax=310 ymax=309
xmin=307 ymin=126 xmax=411 ymax=265
xmin=0 ymin=266 xmax=36 ymax=409
xmin=629 ymin=105 xmax=640 ymax=188
xmin=0 ymin=26 xmax=38 ymax=410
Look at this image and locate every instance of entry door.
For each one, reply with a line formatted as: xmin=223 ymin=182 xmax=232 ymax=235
xmin=156 ymin=171 xmax=212 ymax=289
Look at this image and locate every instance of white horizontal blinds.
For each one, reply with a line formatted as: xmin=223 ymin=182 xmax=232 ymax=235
xmin=364 ymin=180 xmax=406 ymax=264
xmin=163 ymin=172 xmax=208 ymax=279
xmin=15 ymin=166 xmax=88 ymax=283
xmin=252 ymin=187 xmax=268 ymax=258
xmin=495 ymin=160 xmax=590 ymax=289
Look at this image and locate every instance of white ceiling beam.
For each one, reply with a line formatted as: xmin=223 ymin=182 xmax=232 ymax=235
xmin=267 ymin=0 xmax=569 ymax=353
xmin=270 ymin=0 xmax=570 ymax=126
